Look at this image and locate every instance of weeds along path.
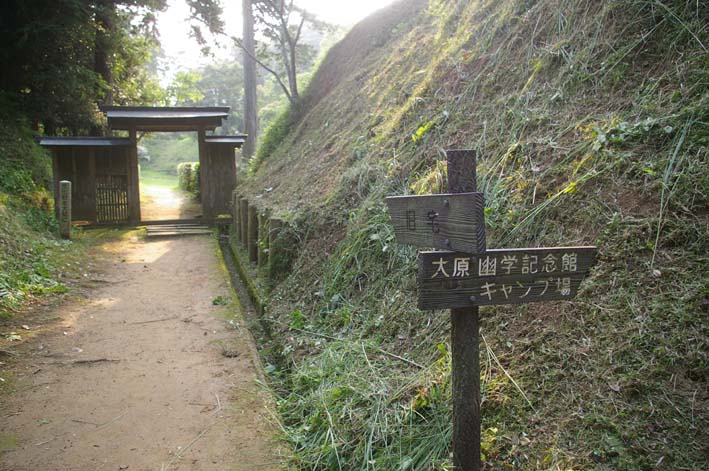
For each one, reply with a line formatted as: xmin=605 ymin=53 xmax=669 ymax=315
xmin=0 ymin=234 xmax=284 ymax=471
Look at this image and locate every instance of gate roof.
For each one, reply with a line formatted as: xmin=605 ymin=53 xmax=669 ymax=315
xmin=39 ymin=137 xmax=132 ymax=147
xmin=204 ymin=135 xmax=247 ymax=147
xmin=100 ymin=106 xmax=230 ymax=132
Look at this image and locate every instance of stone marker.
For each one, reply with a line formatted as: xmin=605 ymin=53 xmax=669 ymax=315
xmin=59 ymin=180 xmax=71 ymax=240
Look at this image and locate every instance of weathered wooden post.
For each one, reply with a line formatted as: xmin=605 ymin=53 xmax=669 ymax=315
xmin=386 ymin=149 xmax=486 ymax=470
xmin=446 ymin=149 xmax=481 ymax=470
xmin=248 ymin=204 xmax=258 ymax=263
xmin=59 ymin=180 xmax=72 ymax=240
xmin=257 ymin=210 xmax=269 ymax=268
xmin=233 ymin=192 xmax=241 ymax=242
xmin=268 ymin=217 xmax=283 ymax=276
xmin=240 ymin=198 xmax=249 ymax=247
xmin=387 ymin=149 xmax=597 ymax=471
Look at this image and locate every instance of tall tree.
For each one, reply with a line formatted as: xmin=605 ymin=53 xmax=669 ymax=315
xmin=92 ymin=0 xmax=168 ymax=106
xmin=94 ymin=0 xmax=116 ymax=107
xmin=167 ymin=60 xmax=246 ymax=134
xmin=237 ymin=0 xmax=330 ymax=105
xmin=242 ymin=0 xmax=258 ymax=159
xmin=0 ymin=0 xmax=167 ymax=135
xmin=184 ymin=0 xmax=225 ymax=55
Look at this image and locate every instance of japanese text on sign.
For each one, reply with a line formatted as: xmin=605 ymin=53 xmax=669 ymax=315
xmin=429 ymin=251 xmax=581 ymax=279
xmin=417 ymin=247 xmax=597 ymax=309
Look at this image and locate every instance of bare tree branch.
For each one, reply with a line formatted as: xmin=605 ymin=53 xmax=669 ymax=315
xmin=293 ymin=15 xmax=305 ymax=45
xmin=234 ymin=37 xmax=294 ymax=103
xmin=246 ymin=0 xmax=329 ymax=103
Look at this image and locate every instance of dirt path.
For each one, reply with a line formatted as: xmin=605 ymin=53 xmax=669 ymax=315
xmin=140 ymin=184 xmax=201 ymax=221
xmin=0 ymin=234 xmax=285 ymax=471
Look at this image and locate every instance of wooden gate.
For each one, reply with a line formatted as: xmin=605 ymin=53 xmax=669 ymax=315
xmin=96 ymin=175 xmax=129 ymax=223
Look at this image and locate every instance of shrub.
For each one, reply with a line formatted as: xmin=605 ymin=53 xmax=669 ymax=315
xmin=177 ymin=161 xmax=200 ymax=200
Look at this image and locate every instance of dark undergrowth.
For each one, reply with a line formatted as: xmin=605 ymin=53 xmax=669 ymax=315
xmin=0 ymin=115 xmax=87 ymax=319
xmin=240 ymin=0 xmax=707 ymax=469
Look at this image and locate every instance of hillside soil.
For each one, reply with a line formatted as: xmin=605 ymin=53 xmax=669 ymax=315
xmin=0 ymin=234 xmax=284 ymax=470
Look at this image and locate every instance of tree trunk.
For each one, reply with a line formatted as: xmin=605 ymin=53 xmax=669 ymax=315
xmin=94 ymin=0 xmax=114 ymax=107
xmin=92 ymin=0 xmax=115 ymax=137
xmin=279 ymin=24 xmax=298 ymax=101
xmin=242 ymin=0 xmax=258 ymax=160
xmin=287 ymin=38 xmax=298 ymax=100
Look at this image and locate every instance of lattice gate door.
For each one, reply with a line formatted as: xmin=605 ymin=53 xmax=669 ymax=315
xmin=95 ymin=174 xmax=129 ymax=223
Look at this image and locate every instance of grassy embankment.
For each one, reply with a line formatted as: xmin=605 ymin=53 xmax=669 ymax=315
xmin=0 ymin=117 xmax=82 ymax=320
xmin=0 ymin=117 xmax=134 ymax=326
xmin=236 ymin=0 xmax=707 ymax=469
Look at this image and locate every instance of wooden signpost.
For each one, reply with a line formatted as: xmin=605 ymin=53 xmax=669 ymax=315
xmin=386 ymin=193 xmax=486 ymax=253
xmin=386 ymin=149 xmax=597 ymax=471
xmin=418 ymin=247 xmax=597 ymax=309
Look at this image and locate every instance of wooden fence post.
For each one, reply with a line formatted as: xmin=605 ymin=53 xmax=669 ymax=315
xmin=240 ymin=198 xmax=249 ymax=248
xmin=447 ymin=149 xmax=481 ymax=471
xmin=233 ymin=192 xmax=241 ymax=242
xmin=59 ymin=180 xmax=71 ymax=240
xmin=268 ymin=218 xmax=282 ymax=263
xmin=257 ymin=210 xmax=269 ymax=268
xmin=248 ymin=204 xmax=258 ymax=263
xmin=268 ymin=218 xmax=284 ymax=280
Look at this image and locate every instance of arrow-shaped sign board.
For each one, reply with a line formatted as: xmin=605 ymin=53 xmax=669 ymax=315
xmin=385 ymin=192 xmax=485 ymax=254
xmin=418 ymin=247 xmax=597 ymax=309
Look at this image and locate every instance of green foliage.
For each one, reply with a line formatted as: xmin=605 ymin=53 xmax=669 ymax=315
xmin=0 ymin=1 xmax=167 ymax=134
xmin=142 ymin=133 xmax=199 ymax=175
xmin=177 ymin=162 xmax=201 ymax=199
xmin=0 ymin=116 xmax=53 ymax=214
xmin=112 ymin=28 xmax=167 ymax=106
xmin=184 ymin=0 xmax=224 ymax=54
xmin=168 ymin=71 xmax=205 ymax=105
xmin=0 ymin=0 xmax=100 ymax=133
xmin=192 ymin=61 xmax=245 ymax=134
xmin=411 ymin=119 xmax=435 ymax=143
xmin=257 ymin=75 xmax=291 ymax=134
